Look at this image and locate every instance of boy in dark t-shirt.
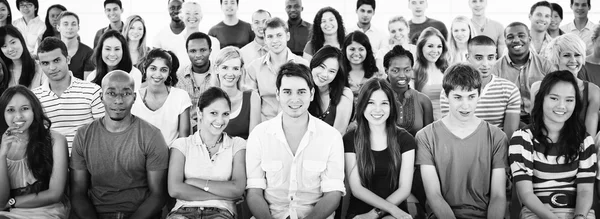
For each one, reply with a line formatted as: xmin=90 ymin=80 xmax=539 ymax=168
xmin=407 ymin=0 xmax=448 ymax=44
xmin=209 ymin=0 xmax=254 ymax=48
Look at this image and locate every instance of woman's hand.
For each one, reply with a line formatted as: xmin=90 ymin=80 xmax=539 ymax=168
xmin=352 ymin=210 xmax=379 ymax=219
xmin=0 ymin=127 xmax=20 ymax=156
xmin=389 ymin=208 xmax=413 ymax=219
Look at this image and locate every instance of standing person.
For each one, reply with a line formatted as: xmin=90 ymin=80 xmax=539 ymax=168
xmin=0 ymin=25 xmax=44 ymax=89
xmin=132 ymin=48 xmax=191 ymax=146
xmin=87 ymin=30 xmax=143 ymax=91
xmin=0 ymin=86 xmax=68 ymax=218
xmin=123 ymin=15 xmax=149 ymax=69
xmin=285 ymin=0 xmax=311 ymax=56
xmin=0 ymin=0 xmax=12 ymax=27
xmin=12 ymin=0 xmax=43 ymax=54
xmin=153 ymin=0 xmax=184 ymax=50
xmin=343 ymin=31 xmax=380 ymax=103
xmin=176 ymin=32 xmax=217 ymax=132
xmin=581 ymin=25 xmax=600 ymax=87
xmin=351 ymin=0 xmax=385 ymax=52
xmin=209 ymin=0 xmax=254 ymax=49
xmin=70 ymin=70 xmax=169 ymax=219
xmin=246 ymin=62 xmax=345 ymax=219
xmin=33 ymin=37 xmax=105 ymax=154
xmin=548 ymin=3 xmax=565 ymax=38
xmin=307 ymin=46 xmax=353 ymax=134
xmin=413 ymin=27 xmax=449 ymax=121
xmin=441 ymin=35 xmax=521 ymax=140
xmin=560 ymin=0 xmax=595 ymax=55
xmin=384 ymin=45 xmax=433 ymax=136
xmin=529 ymin=1 xmax=553 ymax=54
xmin=166 ymin=87 xmax=247 ymax=219
xmin=40 ymin=4 xmax=66 ymax=41
xmin=213 ymin=46 xmax=261 ymax=139
xmin=303 ymin=7 xmax=345 ymax=61
xmin=407 ymin=0 xmax=448 ymax=45
xmin=510 ymin=70 xmax=596 ymax=219
xmin=417 ymin=63 xmax=508 ymax=219
xmin=469 ymin=0 xmax=506 ymax=57
xmin=490 ymin=22 xmax=555 ymax=125
xmin=245 ymin=17 xmax=308 ymax=121
xmin=447 ymin=16 xmax=475 ymax=64
xmin=344 ymin=78 xmax=415 ymax=219
xmin=240 ymin=9 xmax=271 ymax=64
xmin=376 ymin=16 xmax=416 ymax=75
xmin=93 ymin=0 xmax=124 ymax=48
xmin=535 ymin=34 xmax=600 ymax=137
xmin=57 ymin=11 xmax=94 ymax=80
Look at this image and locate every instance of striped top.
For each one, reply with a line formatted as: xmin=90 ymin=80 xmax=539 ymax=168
xmin=32 ymin=75 xmax=105 ymax=154
xmin=508 ymin=127 xmax=597 ymax=207
xmin=440 ymin=75 xmax=521 ymax=129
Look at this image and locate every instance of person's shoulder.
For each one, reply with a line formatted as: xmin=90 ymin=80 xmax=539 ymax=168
xmin=238 ymin=19 xmax=252 ymax=27
xmin=170 ymin=87 xmax=188 ymax=96
xmin=415 ymin=120 xmax=440 ymax=138
xmin=31 ymin=85 xmax=44 ymax=94
xmin=135 ymin=116 xmax=162 ymax=133
xmin=490 ymin=76 xmax=518 ymax=88
xmin=78 ymin=42 xmax=93 ymax=52
xmin=76 ymin=118 xmax=102 ymax=134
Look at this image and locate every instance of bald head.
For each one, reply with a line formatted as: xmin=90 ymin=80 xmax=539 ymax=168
xmin=102 ymin=70 xmax=136 ymax=91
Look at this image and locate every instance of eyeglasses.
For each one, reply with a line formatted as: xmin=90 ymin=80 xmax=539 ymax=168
xmin=18 ymin=3 xmax=34 ymax=9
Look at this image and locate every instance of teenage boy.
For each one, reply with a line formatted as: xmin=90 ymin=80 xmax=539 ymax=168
xmin=469 ymin=0 xmax=506 ymax=57
xmin=407 ymin=0 xmax=448 ymax=44
xmin=209 ymin=0 xmax=254 ymax=48
xmin=561 ymin=0 xmax=595 ymax=55
xmin=241 ymin=10 xmax=271 ymax=64
xmin=93 ymin=0 xmax=124 ymax=48
xmin=351 ymin=0 xmax=385 ymax=51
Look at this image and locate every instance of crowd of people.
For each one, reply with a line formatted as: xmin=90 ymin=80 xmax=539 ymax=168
xmin=0 ymin=0 xmax=599 ymax=218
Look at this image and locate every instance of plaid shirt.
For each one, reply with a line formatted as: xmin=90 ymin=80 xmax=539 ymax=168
xmin=175 ymin=63 xmax=218 ymax=131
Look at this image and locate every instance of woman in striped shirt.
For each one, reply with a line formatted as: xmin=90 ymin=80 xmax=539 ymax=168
xmin=509 ymin=70 xmax=596 ymax=219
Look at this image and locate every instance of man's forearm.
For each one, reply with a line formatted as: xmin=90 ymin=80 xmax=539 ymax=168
xmin=428 ymin=195 xmax=456 ymax=219
xmin=305 ymin=191 xmax=342 ymax=219
xmin=71 ymin=193 xmax=99 ymax=219
xmin=247 ymin=189 xmax=272 ymax=219
xmin=129 ymin=191 xmax=167 ymax=219
xmin=487 ymin=195 xmax=506 ymax=219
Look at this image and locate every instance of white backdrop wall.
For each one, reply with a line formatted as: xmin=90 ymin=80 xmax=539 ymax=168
xmin=12 ymin=0 xmax=600 ymax=48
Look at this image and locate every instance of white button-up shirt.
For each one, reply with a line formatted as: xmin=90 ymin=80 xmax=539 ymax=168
xmin=350 ymin=24 xmax=387 ymax=52
xmin=246 ymin=113 xmax=345 ymax=219
xmin=13 ymin=16 xmax=45 ymax=54
xmin=560 ymin=20 xmax=597 ymax=55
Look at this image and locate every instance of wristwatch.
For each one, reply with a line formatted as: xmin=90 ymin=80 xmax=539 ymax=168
xmin=374 ymin=208 xmax=386 ymax=218
xmin=7 ymin=198 xmax=15 ymax=208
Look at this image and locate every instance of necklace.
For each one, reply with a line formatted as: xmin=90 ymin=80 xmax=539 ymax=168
xmin=201 ymin=133 xmax=223 ymax=150
xmin=471 ymin=18 xmax=488 ymax=32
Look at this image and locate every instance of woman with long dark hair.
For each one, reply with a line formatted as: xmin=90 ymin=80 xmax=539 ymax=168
xmin=308 ymin=46 xmax=353 ymax=134
xmin=0 ymin=85 xmax=68 ymax=218
xmin=509 ymin=70 xmax=596 ymax=218
xmin=86 ymin=30 xmax=142 ymax=90
xmin=0 ymin=0 xmax=12 ymax=27
xmin=303 ymin=7 xmax=345 ymax=61
xmin=40 ymin=4 xmax=66 ymax=40
xmin=343 ymin=31 xmax=380 ymax=104
xmin=344 ymin=78 xmax=415 ymax=219
xmin=0 ymin=25 xmax=43 ymax=89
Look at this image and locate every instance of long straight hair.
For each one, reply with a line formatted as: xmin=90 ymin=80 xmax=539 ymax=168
xmin=91 ymin=30 xmax=133 ymax=86
xmin=0 ymin=25 xmax=37 ymax=88
xmin=447 ymin=16 xmax=475 ymax=64
xmin=123 ymin=15 xmax=149 ymax=66
xmin=41 ymin=4 xmax=66 ymax=40
xmin=413 ymin=27 xmax=449 ymax=91
xmin=353 ymin=78 xmax=403 ymax=190
xmin=531 ymin=70 xmax=585 ymax=163
xmin=0 ymin=0 xmax=12 ymax=26
xmin=308 ymin=46 xmax=348 ymax=116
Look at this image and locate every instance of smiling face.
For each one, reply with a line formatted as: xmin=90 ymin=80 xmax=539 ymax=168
xmin=285 ymin=0 xmax=302 ymax=20
xmin=187 ymin=38 xmax=211 ymax=68
xmin=1 ymin=34 xmax=23 ymax=60
xmin=4 ymin=93 xmax=33 ymax=132
xmin=408 ymin=0 xmax=427 ymax=17
xmin=312 ymin=57 xmax=339 ymax=87
xmin=388 ymin=21 xmax=409 ymax=45
xmin=38 ymin=48 xmax=70 ymax=82
xmin=265 ymin=26 xmax=289 ymax=55
xmin=446 ymin=87 xmax=479 ymax=122
xmin=168 ymin=0 xmax=183 ymax=22
xmin=505 ymin=25 xmax=531 ymax=56
xmin=467 ymin=45 xmax=497 ymax=79
xmin=529 ymin=5 xmax=551 ymax=32
xmin=558 ymin=49 xmax=584 ymax=75
xmin=320 ymin=12 xmax=338 ymax=36
xmin=18 ymin=1 xmax=34 ymax=18
xmin=198 ymin=98 xmax=230 ymax=136
xmin=363 ymin=89 xmax=390 ymax=126
xmin=58 ymin=15 xmax=79 ymax=40
xmin=221 ymin=0 xmax=238 ymax=16
xmin=469 ymin=0 xmax=487 ymax=16
xmin=101 ymin=37 xmax=123 ymax=67
xmin=346 ymin=41 xmax=367 ymax=65
xmin=277 ymin=76 xmax=314 ymax=119
xmin=104 ymin=3 xmax=122 ymax=23
xmin=127 ymin=21 xmax=144 ymax=41
xmin=181 ymin=3 xmax=202 ymax=27
xmin=571 ymin=0 xmax=590 ymax=19
xmin=387 ymin=56 xmax=413 ymax=90
xmin=543 ymin=81 xmax=576 ymax=126
xmin=145 ymin=58 xmax=170 ymax=86
xmin=356 ymin=4 xmax=374 ymax=25
xmin=452 ymin=21 xmax=470 ymax=44
xmin=0 ymin=3 xmax=9 ymax=24
xmin=217 ymin=58 xmax=242 ymax=88
xmin=422 ymin=35 xmax=443 ymax=63
xmin=549 ymin=10 xmax=562 ymax=31
xmin=251 ymin=12 xmax=270 ymax=39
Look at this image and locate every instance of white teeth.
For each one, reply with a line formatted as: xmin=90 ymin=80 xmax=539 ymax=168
xmin=554 ymin=111 xmax=565 ymax=115
xmin=289 ymin=105 xmax=301 ymax=109
xmin=212 ymin=124 xmax=223 ymax=129
xmin=398 ymin=81 xmax=406 ymax=85
xmin=513 ymin=45 xmax=523 ymax=49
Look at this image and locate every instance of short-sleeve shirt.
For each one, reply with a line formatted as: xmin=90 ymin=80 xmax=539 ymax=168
xmin=472 ymin=18 xmax=505 ymax=54
xmin=343 ymin=128 xmax=416 ymax=215
xmin=408 ymin=17 xmax=448 ymax=45
xmin=240 ymin=40 xmax=268 ymax=65
xmin=561 ymin=20 xmax=596 ymax=55
xmin=176 ymin=64 xmax=218 ymax=131
xmin=69 ymin=42 xmax=95 ymax=80
xmin=171 ymin=132 xmax=246 ymax=214
xmin=12 ymin=17 xmax=45 ymax=53
xmin=348 ymin=24 xmax=386 ymax=52
xmin=509 ymin=127 xmax=597 ymax=207
xmin=440 ymin=75 xmax=521 ymax=129
xmin=70 ymin=116 xmax=169 ymax=214
xmin=415 ymin=120 xmax=508 ymax=218
xmin=131 ymin=87 xmax=192 ymax=145
xmin=208 ymin=20 xmax=254 ymax=49
xmin=579 ymin=62 xmax=600 ymax=88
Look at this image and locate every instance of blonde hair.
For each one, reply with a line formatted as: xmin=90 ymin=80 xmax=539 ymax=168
xmin=540 ymin=33 xmax=585 ymax=66
xmin=387 ymin=16 xmax=409 ymax=45
xmin=211 ymin=46 xmax=247 ymax=90
xmin=447 ymin=16 xmax=476 ymax=64
xmin=122 ymin=15 xmax=148 ymax=65
xmin=179 ymin=1 xmax=203 ymax=22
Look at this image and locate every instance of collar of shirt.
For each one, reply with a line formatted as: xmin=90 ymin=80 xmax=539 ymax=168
xmin=266 ymin=112 xmax=317 ymax=152
xmin=103 ymin=21 xmax=125 ymax=33
xmin=14 ymin=16 xmax=42 ymax=26
xmin=40 ymin=71 xmax=76 ymax=91
xmin=288 ymin=19 xmax=309 ymax=27
xmin=193 ymin=131 xmax=234 ymax=151
xmin=354 ymin=23 xmax=379 ymax=34
xmin=183 ymin=62 xmax=213 ymax=78
xmin=505 ymin=51 xmax=534 ymax=69
xmin=261 ymin=48 xmax=297 ymax=67
xmin=250 ymin=40 xmax=269 ymax=54
xmin=565 ymin=19 xmax=596 ymax=31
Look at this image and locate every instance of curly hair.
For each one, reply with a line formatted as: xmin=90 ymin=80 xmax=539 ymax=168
xmin=309 ymin=7 xmax=345 ymax=55
xmin=342 ymin=31 xmax=379 ymax=78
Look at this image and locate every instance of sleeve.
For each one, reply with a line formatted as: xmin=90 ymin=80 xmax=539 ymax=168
xmin=397 ymin=128 xmax=417 ymax=153
xmin=577 ymin=67 xmax=590 ymax=81
xmin=321 ymin=132 xmax=346 ymax=195
xmin=415 ymin=127 xmax=435 ymax=166
xmin=144 ymin=127 xmax=170 ymax=171
xmin=577 ymin=136 xmax=597 ymax=183
xmin=232 ymin=137 xmax=247 ymax=156
xmin=70 ymin=126 xmax=88 ymax=170
xmin=439 ymin=89 xmax=449 ymax=117
xmin=208 ymin=26 xmax=217 ymax=38
xmin=90 ymin=85 xmax=105 ymax=120
xmin=178 ymin=89 xmax=192 ymax=115
xmin=83 ymin=49 xmax=95 ymax=71
xmin=342 ymin=130 xmax=355 ymax=153
xmin=303 ymin=41 xmax=313 ymax=55
xmin=245 ymin=127 xmax=266 ymax=189
xmin=244 ymin=62 xmax=258 ymax=91
xmin=491 ymin=126 xmax=509 ymax=169
xmin=437 ymin=22 xmax=449 ymax=40
xmin=93 ymin=29 xmax=102 ymax=48
xmin=508 ymin=129 xmax=534 ymax=183
xmin=506 ymin=83 xmax=522 ymax=114
xmin=170 ymin=138 xmax=187 ymax=156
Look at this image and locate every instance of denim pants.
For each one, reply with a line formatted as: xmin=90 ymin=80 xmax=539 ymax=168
xmin=166 ymin=206 xmax=234 ymax=219
xmin=520 ymin=207 xmax=595 ymax=219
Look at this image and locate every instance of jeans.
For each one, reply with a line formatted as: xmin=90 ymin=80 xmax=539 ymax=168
xmin=520 ymin=207 xmax=596 ymax=219
xmin=167 ymin=206 xmax=234 ymax=219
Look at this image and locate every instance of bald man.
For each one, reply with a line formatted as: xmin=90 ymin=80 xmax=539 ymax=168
xmin=70 ymin=70 xmax=169 ymax=219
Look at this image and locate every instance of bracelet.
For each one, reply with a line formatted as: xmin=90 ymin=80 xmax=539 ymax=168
xmin=203 ymin=179 xmax=210 ymax=192
xmin=573 ymin=213 xmax=586 ymax=219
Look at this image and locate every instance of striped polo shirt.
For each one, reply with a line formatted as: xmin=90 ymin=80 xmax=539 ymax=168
xmin=509 ymin=128 xmax=597 ymax=207
xmin=440 ymin=75 xmax=521 ymax=129
xmin=33 ymin=74 xmax=105 ymax=154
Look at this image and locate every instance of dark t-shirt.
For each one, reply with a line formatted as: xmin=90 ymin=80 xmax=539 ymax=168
xmin=70 ymin=116 xmax=169 ymax=214
xmin=69 ymin=42 xmax=95 ymax=80
xmin=208 ymin=20 xmax=254 ymax=49
xmin=579 ymin=62 xmax=600 ymax=89
xmin=408 ymin=17 xmax=448 ymax=45
xmin=343 ymin=127 xmax=416 ymax=215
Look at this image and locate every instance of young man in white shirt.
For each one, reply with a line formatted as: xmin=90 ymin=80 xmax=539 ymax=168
xmin=351 ymin=0 xmax=385 ymax=52
xmin=240 ymin=10 xmax=271 ymax=64
xmin=560 ymin=0 xmax=596 ymax=55
xmin=246 ymin=62 xmax=345 ymax=219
